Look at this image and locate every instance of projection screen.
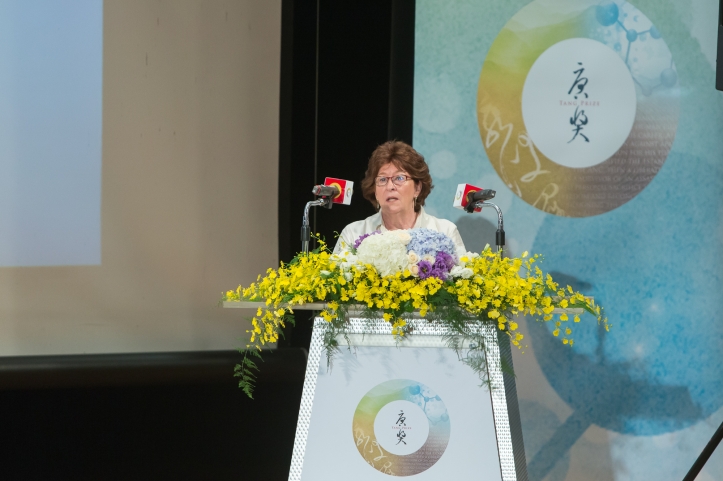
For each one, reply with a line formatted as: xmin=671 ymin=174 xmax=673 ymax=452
xmin=0 ymin=0 xmax=280 ymax=356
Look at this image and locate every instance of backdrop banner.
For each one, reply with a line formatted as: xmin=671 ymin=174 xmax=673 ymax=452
xmin=414 ymin=0 xmax=723 ymax=480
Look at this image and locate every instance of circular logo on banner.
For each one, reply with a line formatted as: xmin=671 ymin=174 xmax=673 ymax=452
xmin=477 ymin=0 xmax=679 ymax=217
xmin=522 ymin=38 xmax=637 ymax=169
xmin=352 ymin=379 xmax=450 ymax=476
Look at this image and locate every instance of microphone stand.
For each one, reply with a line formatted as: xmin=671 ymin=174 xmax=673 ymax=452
xmin=471 ymin=201 xmax=505 ymax=253
xmin=301 ymin=197 xmax=333 ymax=255
xmin=682 ymin=418 xmax=723 ymax=481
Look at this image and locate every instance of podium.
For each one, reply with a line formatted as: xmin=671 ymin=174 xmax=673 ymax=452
xmin=221 ymin=302 xmax=582 ymax=480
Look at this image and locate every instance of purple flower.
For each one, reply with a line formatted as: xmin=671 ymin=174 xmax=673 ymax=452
xmin=434 ymin=251 xmax=456 ymax=272
xmin=353 ymin=231 xmax=380 ymax=250
xmin=418 ymin=260 xmax=434 ymax=279
xmin=430 ymin=265 xmax=448 ymax=280
xmin=418 ymin=257 xmax=450 ymax=281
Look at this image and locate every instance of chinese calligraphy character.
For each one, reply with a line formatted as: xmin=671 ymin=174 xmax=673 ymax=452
xmin=566 ymin=62 xmax=591 ymax=143
xmin=396 ymin=411 xmax=406 ymax=426
xmin=396 ymin=429 xmax=407 ymax=445
xmin=569 ymin=106 xmax=589 ymax=143
xmin=568 ymin=62 xmax=588 ymax=99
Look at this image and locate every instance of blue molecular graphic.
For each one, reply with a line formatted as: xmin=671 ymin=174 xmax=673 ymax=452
xmin=595 ymin=0 xmax=677 ymax=96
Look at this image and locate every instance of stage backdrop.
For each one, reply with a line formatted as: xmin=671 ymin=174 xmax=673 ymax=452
xmin=414 ymin=0 xmax=723 ymax=480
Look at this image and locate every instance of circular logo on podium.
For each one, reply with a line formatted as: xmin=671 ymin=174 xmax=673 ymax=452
xmin=352 ymin=379 xmax=450 ymax=476
xmin=477 ymin=0 xmax=679 ymax=217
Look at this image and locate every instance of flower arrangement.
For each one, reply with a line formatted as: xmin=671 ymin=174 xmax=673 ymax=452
xmin=225 ymin=230 xmax=608 ymax=398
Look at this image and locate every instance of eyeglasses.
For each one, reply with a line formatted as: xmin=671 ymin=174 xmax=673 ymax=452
xmin=375 ymin=174 xmax=412 ymax=187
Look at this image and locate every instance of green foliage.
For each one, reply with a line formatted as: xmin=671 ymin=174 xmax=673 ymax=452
xmin=234 ymin=349 xmax=263 ymax=399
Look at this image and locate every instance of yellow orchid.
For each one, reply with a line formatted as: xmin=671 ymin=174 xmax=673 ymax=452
xmin=224 ymin=240 xmax=608 ymax=397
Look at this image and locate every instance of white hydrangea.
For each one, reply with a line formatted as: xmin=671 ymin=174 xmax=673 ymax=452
xmin=449 ymin=265 xmax=474 ymax=279
xmin=356 ymin=231 xmax=409 ymax=277
xmin=331 ymin=251 xmax=359 ymax=272
xmin=391 ymin=230 xmax=411 ymax=245
xmin=457 ymin=251 xmax=480 ymax=267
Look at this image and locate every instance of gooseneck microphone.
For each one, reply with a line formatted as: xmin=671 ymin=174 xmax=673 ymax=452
xmin=454 ymin=184 xmax=505 ymax=252
xmin=302 ymin=178 xmax=354 ymax=255
xmin=311 ymin=184 xmax=341 ymax=198
xmin=464 ymin=189 xmax=496 ymax=213
xmin=301 ymin=198 xmax=327 ymax=255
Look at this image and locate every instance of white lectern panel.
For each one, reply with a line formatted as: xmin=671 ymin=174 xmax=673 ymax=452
xmin=288 ymin=317 xmax=521 ymax=480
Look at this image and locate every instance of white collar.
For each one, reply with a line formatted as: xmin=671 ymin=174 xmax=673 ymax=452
xmin=376 ymin=207 xmax=426 ymax=232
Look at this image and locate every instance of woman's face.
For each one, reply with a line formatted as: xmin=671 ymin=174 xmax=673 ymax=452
xmin=375 ymin=162 xmax=422 ymax=217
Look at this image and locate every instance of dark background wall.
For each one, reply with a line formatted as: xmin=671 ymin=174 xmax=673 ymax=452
xmin=0 ymin=1 xmax=414 ymax=479
xmin=279 ymin=0 xmax=415 ymax=349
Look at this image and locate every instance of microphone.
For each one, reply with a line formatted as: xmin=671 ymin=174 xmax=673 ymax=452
xmin=311 ymin=184 xmax=340 ymax=197
xmin=465 ymin=189 xmax=496 ymax=213
xmin=467 ymin=189 xmax=496 ymax=203
xmin=313 ymin=177 xmax=354 ymax=206
xmin=302 ymin=177 xmax=354 ymax=254
xmin=454 ymin=185 xmax=505 ymax=252
xmin=454 ymin=183 xmax=488 ymax=213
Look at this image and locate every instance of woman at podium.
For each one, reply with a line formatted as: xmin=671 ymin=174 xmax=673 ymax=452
xmin=333 ymin=141 xmax=466 ymax=255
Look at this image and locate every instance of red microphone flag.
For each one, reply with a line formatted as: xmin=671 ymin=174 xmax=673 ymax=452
xmin=324 ymin=177 xmax=353 ymax=205
xmin=453 ymin=183 xmax=483 ymax=212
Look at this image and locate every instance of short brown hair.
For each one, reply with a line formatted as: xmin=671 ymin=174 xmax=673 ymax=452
xmin=361 ymin=141 xmax=433 ymax=213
